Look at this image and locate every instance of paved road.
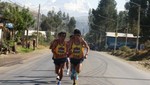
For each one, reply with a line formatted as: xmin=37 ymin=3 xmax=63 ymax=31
xmin=0 ymin=50 xmax=150 ymax=85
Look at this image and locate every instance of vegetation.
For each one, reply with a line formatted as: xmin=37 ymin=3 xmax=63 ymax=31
xmin=17 ymin=46 xmax=33 ymax=53
xmin=0 ymin=1 xmax=77 ymax=54
xmin=86 ymin=0 xmax=117 ymax=50
xmin=40 ymin=10 xmax=76 ymax=39
xmin=125 ymin=0 xmax=150 ymax=41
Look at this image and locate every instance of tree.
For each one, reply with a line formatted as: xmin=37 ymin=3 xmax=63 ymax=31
xmin=41 ymin=10 xmax=71 ymax=36
xmin=86 ymin=0 xmax=117 ymax=50
xmin=118 ymin=11 xmax=128 ymax=32
xmin=67 ymin=17 xmax=76 ymax=33
xmin=57 ymin=10 xmax=62 ymax=18
xmin=3 ymin=4 xmax=35 ymax=49
xmin=125 ymin=0 xmax=150 ymax=41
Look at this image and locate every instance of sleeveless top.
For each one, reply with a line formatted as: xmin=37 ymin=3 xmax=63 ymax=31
xmin=70 ymin=42 xmax=84 ymax=59
xmin=54 ymin=41 xmax=67 ymax=59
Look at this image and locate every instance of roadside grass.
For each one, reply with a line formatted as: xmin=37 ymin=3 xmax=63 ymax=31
xmin=17 ymin=46 xmax=34 ymax=53
xmin=111 ymin=46 xmax=150 ymax=69
xmin=16 ymin=44 xmax=48 ymax=53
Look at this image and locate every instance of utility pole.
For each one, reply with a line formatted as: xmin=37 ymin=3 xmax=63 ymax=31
xmin=36 ymin=4 xmax=40 ymax=47
xmin=125 ymin=23 xmax=129 ymax=46
xmin=136 ymin=5 xmax=141 ymax=51
xmin=129 ymin=1 xmax=141 ymax=51
xmin=125 ymin=27 xmax=128 ymax=46
xmin=114 ymin=17 xmax=118 ymax=51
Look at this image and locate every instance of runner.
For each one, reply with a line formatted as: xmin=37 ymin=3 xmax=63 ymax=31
xmin=49 ymin=32 xmax=61 ymax=49
xmin=51 ymin=32 xmax=67 ymax=85
xmin=68 ymin=29 xmax=89 ymax=85
xmin=66 ymin=35 xmax=73 ymax=75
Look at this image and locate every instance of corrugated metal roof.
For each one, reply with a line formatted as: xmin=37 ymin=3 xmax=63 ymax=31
xmin=106 ymin=32 xmax=135 ymax=38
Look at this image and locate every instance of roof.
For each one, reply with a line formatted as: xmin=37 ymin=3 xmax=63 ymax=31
xmin=24 ymin=30 xmax=55 ymax=37
xmin=106 ymin=32 xmax=135 ymax=38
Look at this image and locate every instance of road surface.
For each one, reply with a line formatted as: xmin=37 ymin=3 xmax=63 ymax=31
xmin=0 ymin=50 xmax=150 ymax=85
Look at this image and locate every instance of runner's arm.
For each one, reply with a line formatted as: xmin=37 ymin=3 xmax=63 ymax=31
xmin=51 ymin=40 xmax=57 ymax=55
xmin=49 ymin=41 xmax=54 ymax=49
xmin=81 ymin=38 xmax=89 ymax=58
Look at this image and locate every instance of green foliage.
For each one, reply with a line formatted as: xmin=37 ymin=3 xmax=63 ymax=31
xmin=67 ymin=17 xmax=76 ymax=33
xmin=46 ymin=31 xmax=54 ymax=42
xmin=126 ymin=0 xmax=150 ymax=41
xmin=112 ymin=46 xmax=135 ymax=59
xmin=2 ymin=3 xmax=35 ymax=45
xmin=40 ymin=10 xmax=72 ymax=35
xmin=87 ymin=0 xmax=117 ymax=49
xmin=119 ymin=46 xmax=132 ymax=53
xmin=118 ymin=11 xmax=128 ymax=32
xmin=17 ymin=46 xmax=33 ymax=53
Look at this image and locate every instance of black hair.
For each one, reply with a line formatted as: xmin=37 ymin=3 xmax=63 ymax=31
xmin=58 ymin=32 xmax=61 ymax=36
xmin=73 ymin=29 xmax=81 ymax=35
xmin=60 ymin=32 xmax=66 ymax=37
xmin=70 ymin=35 xmax=73 ymax=38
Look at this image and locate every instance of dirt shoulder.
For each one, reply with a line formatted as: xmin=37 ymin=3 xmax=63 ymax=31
xmin=100 ymin=52 xmax=150 ymax=73
xmin=0 ymin=48 xmax=50 ymax=66
xmin=127 ymin=61 xmax=150 ymax=73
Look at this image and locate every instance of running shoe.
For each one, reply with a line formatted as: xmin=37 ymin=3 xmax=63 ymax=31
xmin=75 ymin=73 xmax=79 ymax=80
xmin=66 ymin=69 xmax=70 ymax=75
xmin=70 ymin=72 xmax=74 ymax=80
xmin=73 ymin=82 xmax=77 ymax=85
xmin=56 ymin=76 xmax=60 ymax=80
xmin=70 ymin=68 xmax=75 ymax=80
xmin=57 ymin=81 xmax=61 ymax=85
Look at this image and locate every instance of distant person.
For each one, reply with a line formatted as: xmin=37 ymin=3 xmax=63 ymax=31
xmin=51 ymin=32 xmax=67 ymax=85
xmin=68 ymin=29 xmax=89 ymax=85
xmin=140 ymin=43 xmax=145 ymax=50
xmin=27 ymin=41 xmax=30 ymax=49
xmin=33 ymin=39 xmax=36 ymax=50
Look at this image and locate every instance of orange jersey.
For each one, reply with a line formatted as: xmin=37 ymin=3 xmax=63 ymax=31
xmin=70 ymin=43 xmax=84 ymax=59
xmin=53 ymin=42 xmax=67 ymax=59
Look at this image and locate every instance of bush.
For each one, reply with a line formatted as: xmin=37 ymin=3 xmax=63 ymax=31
xmin=119 ymin=46 xmax=132 ymax=53
xmin=145 ymin=40 xmax=150 ymax=49
xmin=17 ymin=46 xmax=33 ymax=53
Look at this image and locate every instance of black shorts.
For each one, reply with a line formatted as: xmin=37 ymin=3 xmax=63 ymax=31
xmin=53 ymin=57 xmax=67 ymax=66
xmin=70 ymin=58 xmax=84 ymax=66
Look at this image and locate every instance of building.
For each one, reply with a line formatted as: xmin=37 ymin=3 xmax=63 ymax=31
xmin=24 ymin=30 xmax=55 ymax=38
xmin=106 ymin=32 xmax=137 ymax=50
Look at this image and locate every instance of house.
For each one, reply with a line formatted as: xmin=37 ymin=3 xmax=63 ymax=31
xmin=24 ymin=30 xmax=55 ymax=38
xmin=106 ymin=32 xmax=137 ymax=49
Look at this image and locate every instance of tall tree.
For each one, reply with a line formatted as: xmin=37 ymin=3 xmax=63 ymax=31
xmin=67 ymin=17 xmax=76 ymax=33
xmin=118 ymin=11 xmax=128 ymax=32
xmin=125 ymin=0 xmax=150 ymax=41
xmin=86 ymin=0 xmax=117 ymax=49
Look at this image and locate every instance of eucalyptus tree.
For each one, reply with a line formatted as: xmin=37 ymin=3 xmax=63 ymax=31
xmin=125 ymin=0 xmax=150 ymax=41
xmin=87 ymin=0 xmax=117 ymax=49
xmin=67 ymin=17 xmax=76 ymax=33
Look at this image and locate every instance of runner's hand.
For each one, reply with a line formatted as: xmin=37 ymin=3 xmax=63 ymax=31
xmin=84 ymin=54 xmax=88 ymax=59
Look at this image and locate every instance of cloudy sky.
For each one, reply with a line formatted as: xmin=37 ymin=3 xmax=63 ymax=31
xmin=1 ymin=0 xmax=127 ymax=17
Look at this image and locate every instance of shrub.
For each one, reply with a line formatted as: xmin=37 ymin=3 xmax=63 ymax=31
xmin=145 ymin=40 xmax=150 ymax=49
xmin=119 ymin=46 xmax=132 ymax=53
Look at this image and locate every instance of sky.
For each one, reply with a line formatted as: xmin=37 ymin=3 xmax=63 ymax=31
xmin=1 ymin=0 xmax=127 ymax=17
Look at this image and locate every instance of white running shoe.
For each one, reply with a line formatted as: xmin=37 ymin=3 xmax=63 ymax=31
xmin=66 ymin=69 xmax=70 ymax=75
xmin=56 ymin=76 xmax=60 ymax=80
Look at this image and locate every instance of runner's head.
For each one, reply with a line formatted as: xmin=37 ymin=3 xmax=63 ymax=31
xmin=73 ymin=29 xmax=81 ymax=37
xmin=57 ymin=32 xmax=61 ymax=39
xmin=59 ymin=32 xmax=66 ymax=41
